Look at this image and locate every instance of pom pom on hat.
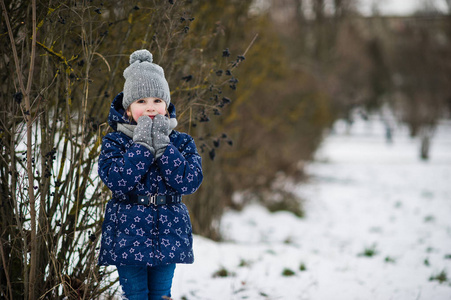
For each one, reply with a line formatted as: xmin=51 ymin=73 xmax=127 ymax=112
xmin=129 ymin=49 xmax=153 ymax=64
xmin=122 ymin=49 xmax=170 ymax=110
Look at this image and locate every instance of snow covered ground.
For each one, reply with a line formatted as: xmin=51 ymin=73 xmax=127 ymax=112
xmin=171 ymin=115 xmax=451 ymax=300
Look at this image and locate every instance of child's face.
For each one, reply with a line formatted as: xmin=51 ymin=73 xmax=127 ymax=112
xmin=127 ymin=97 xmax=167 ymax=122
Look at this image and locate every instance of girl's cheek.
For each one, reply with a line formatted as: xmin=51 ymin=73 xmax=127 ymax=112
xmin=136 ymin=109 xmax=144 ymax=117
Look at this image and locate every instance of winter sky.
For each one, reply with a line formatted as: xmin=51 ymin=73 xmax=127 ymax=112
xmin=358 ymin=0 xmax=449 ymax=15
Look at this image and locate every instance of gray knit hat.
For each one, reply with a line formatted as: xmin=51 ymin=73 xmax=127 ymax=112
xmin=122 ymin=49 xmax=170 ymax=110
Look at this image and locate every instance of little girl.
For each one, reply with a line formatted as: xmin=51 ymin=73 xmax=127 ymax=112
xmin=97 ymin=49 xmax=203 ymax=300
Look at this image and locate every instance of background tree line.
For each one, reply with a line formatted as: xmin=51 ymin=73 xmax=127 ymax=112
xmin=1 ymin=0 xmax=449 ymax=298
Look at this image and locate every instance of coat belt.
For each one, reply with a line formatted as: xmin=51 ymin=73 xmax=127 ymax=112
xmin=126 ymin=194 xmax=182 ymax=206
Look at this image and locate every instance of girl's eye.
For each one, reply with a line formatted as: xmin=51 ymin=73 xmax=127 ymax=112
xmin=154 ymin=99 xmax=162 ymax=103
xmin=137 ymin=99 xmax=146 ymax=103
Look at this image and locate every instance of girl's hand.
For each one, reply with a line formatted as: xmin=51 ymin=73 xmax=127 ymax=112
xmin=151 ymin=114 xmax=170 ymax=158
xmin=133 ymin=116 xmax=155 ymax=154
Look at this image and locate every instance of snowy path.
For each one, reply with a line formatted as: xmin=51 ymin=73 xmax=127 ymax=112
xmin=172 ymin=117 xmax=451 ymax=300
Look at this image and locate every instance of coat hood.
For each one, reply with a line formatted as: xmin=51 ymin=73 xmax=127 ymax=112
xmin=108 ymin=92 xmax=177 ymax=131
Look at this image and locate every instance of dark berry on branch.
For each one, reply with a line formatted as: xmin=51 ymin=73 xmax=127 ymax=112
xmin=209 ymin=149 xmax=216 ymax=160
xmin=181 ymin=75 xmax=193 ymax=82
xmin=222 ymin=48 xmax=231 ymax=57
xmin=13 ymin=92 xmax=23 ymax=104
xmin=199 ymin=115 xmax=210 ymax=122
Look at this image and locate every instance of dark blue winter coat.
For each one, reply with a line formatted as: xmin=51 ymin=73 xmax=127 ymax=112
xmin=98 ymin=92 xmax=203 ymax=266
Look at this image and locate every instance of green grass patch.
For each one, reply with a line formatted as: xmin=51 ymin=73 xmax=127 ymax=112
xmin=212 ymin=267 xmax=235 ymax=278
xmin=358 ymin=244 xmax=378 ymax=257
xmin=238 ymin=259 xmax=252 ymax=267
xmin=299 ymin=263 xmax=307 ymax=271
xmin=384 ymin=256 xmax=396 ymax=263
xmin=282 ymin=268 xmax=296 ymax=277
xmin=429 ymin=270 xmax=448 ymax=284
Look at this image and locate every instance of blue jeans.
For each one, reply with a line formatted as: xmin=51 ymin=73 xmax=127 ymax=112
xmin=117 ymin=264 xmax=176 ymax=300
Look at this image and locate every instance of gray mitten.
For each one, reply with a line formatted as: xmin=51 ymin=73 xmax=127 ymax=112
xmin=151 ymin=114 xmax=170 ymax=159
xmin=133 ymin=116 xmax=155 ymax=155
